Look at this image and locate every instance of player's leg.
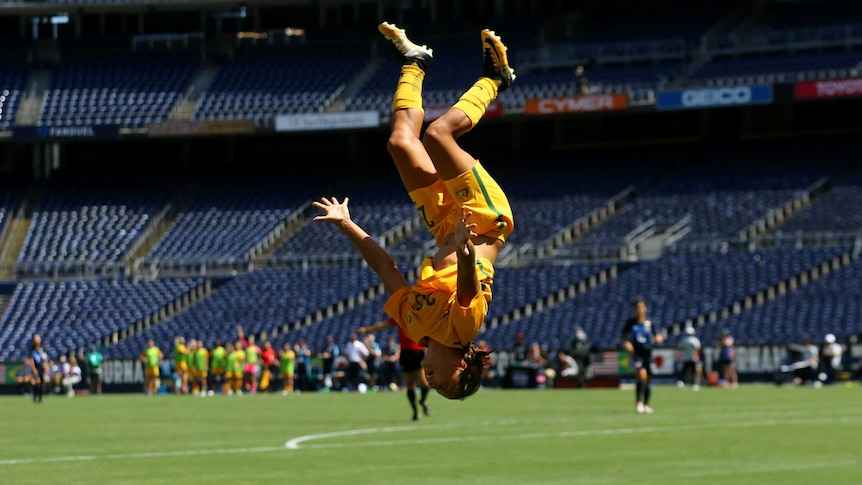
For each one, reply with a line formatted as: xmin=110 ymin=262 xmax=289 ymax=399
xmin=417 ymin=367 xmax=431 ymax=416
xmin=403 ymin=371 xmax=419 ymax=421
xmin=642 ymin=370 xmax=654 ymax=413
xmin=422 ymin=28 xmax=515 ymax=180
xmin=635 ymin=365 xmax=646 ymax=412
xmin=379 ymin=22 xmax=439 ymax=193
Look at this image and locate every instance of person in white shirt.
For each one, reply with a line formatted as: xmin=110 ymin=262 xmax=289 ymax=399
xmin=62 ymin=356 xmax=83 ymax=397
xmin=820 ymin=333 xmax=843 ymax=384
xmin=344 ymin=333 xmax=370 ymax=391
xmin=677 ymin=326 xmax=703 ymax=390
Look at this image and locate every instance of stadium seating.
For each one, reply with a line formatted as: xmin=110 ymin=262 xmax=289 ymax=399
xmin=572 ymin=152 xmax=838 ymax=248
xmin=193 ymin=44 xmax=368 ymax=124
xmin=0 ymin=61 xmax=29 ymax=130
xmin=0 ymin=277 xmax=203 ymax=361
xmin=754 ymin=0 xmax=862 ymax=32
xmin=499 ymin=156 xmax=664 ymax=247
xmin=39 ymin=51 xmax=198 ymax=129
xmin=700 ymin=256 xmax=862 ymax=345
xmin=17 ymin=177 xmax=173 ymax=269
xmin=106 ymin=265 xmax=379 ymax=359
xmin=685 ymin=49 xmax=862 ymax=87
xmin=145 ymin=174 xmax=311 ymax=266
xmin=479 ymin=247 xmax=851 ymax=352
xmin=775 ymin=169 xmax=862 ymax=233
xmin=0 ymin=181 xmax=22 ymax=237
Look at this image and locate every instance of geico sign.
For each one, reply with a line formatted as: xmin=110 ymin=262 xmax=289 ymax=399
xmin=682 ymin=87 xmax=752 ymax=107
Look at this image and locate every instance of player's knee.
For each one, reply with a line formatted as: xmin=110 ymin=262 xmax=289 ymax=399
xmin=422 ymin=120 xmax=451 ymax=149
xmin=386 ymin=128 xmax=418 ymax=158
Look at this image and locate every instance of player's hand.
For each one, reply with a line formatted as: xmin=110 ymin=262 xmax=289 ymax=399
xmin=312 ymin=197 xmax=351 ymax=224
xmin=454 ymin=208 xmax=477 ymax=256
xmin=357 ymin=327 xmax=367 ymax=335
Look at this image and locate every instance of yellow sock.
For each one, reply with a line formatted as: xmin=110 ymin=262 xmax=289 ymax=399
xmin=392 ymin=64 xmax=425 ymax=113
xmin=453 ymin=77 xmax=500 ymax=127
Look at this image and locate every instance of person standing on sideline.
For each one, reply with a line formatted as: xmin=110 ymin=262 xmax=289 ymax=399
xmin=364 ymin=333 xmax=383 ymax=390
xmin=621 ymin=299 xmax=663 ymax=413
xmin=192 ymin=340 xmax=209 ymax=396
xmin=313 ymin=21 xmax=515 ymax=400
xmin=344 ymin=333 xmax=370 ymax=391
xmin=172 ymin=336 xmax=189 ymax=394
xmin=29 ymin=334 xmax=48 ymax=403
xmin=677 ymin=326 xmax=703 ymax=390
xmin=237 ymin=325 xmax=262 ymax=394
xmin=226 ymin=342 xmax=245 ymax=395
xmin=209 ymin=339 xmax=227 ymax=394
xmin=259 ymin=340 xmax=278 ymax=393
xmin=380 ymin=334 xmax=401 ymax=390
xmin=716 ymin=328 xmax=738 ymax=388
xmin=820 ymin=333 xmax=843 ymax=384
xmin=293 ymin=338 xmax=312 ymax=392
xmin=140 ymin=338 xmax=163 ymax=396
xmin=85 ymin=343 xmax=104 ymax=395
xmin=360 ymin=318 xmax=431 ymax=421
xmin=318 ymin=335 xmax=340 ymax=391
xmin=279 ymin=342 xmax=296 ymax=395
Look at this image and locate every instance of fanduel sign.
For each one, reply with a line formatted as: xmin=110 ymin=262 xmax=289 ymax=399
xmin=657 ymin=85 xmax=773 ymax=110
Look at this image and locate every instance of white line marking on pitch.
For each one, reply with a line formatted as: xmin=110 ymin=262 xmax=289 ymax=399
xmin=284 ymin=415 xmax=862 ymax=450
xmin=1 ymin=415 xmax=859 ymax=466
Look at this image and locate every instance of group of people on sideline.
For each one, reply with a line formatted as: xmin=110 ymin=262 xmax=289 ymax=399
xmin=15 ymin=333 xmax=103 ymax=401
xmin=16 ymin=308 xmax=857 ymax=408
xmin=138 ymin=325 xmax=430 ymax=398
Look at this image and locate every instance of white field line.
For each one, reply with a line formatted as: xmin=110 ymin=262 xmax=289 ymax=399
xmin=1 ymin=414 xmax=860 ymax=466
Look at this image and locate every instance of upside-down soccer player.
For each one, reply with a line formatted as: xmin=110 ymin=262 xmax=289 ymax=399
xmin=314 ymin=22 xmax=515 ymax=400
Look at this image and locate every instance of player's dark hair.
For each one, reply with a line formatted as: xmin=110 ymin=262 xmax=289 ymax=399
xmin=451 ymin=343 xmax=494 ymax=400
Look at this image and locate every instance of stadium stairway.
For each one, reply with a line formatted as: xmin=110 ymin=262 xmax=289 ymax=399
xmin=736 ymin=176 xmax=830 ymax=243
xmin=125 ymin=181 xmax=202 ymax=274
xmin=516 ymin=163 xmax=679 ymax=264
xmin=531 ymin=186 xmax=638 ymax=259
xmin=669 ymin=246 xmax=861 ymax=339
xmin=0 ymin=184 xmax=40 ymax=279
xmin=263 ymin=277 xmax=389 ymax=342
xmin=169 ymin=65 xmax=219 ymax=121
xmin=249 ymin=199 xmax=315 ymax=267
xmin=14 ymin=69 xmax=51 ymax=127
xmin=326 ymin=57 xmax=385 ymax=113
xmin=483 ymin=263 xmax=620 ymax=332
xmin=101 ymin=278 xmax=214 ymax=348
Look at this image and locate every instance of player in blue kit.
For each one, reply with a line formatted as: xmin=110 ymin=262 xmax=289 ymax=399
xmin=621 ymin=299 xmax=663 ymax=414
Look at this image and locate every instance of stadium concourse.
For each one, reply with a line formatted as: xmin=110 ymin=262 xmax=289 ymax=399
xmin=0 ymin=0 xmax=861 ymax=393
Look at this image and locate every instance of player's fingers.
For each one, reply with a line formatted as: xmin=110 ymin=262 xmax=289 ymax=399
xmin=343 ymin=196 xmax=349 ymax=205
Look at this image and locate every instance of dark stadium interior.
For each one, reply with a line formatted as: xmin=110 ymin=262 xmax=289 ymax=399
xmin=0 ymin=0 xmax=860 ymax=386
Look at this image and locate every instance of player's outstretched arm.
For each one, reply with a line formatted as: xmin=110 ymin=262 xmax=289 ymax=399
xmin=313 ymin=197 xmax=409 ymax=295
xmin=454 ymin=209 xmax=480 ymax=307
xmin=358 ymin=319 xmax=395 ymax=335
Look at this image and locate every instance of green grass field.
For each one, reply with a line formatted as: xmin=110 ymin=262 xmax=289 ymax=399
xmin=1 ymin=384 xmax=859 ymax=484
